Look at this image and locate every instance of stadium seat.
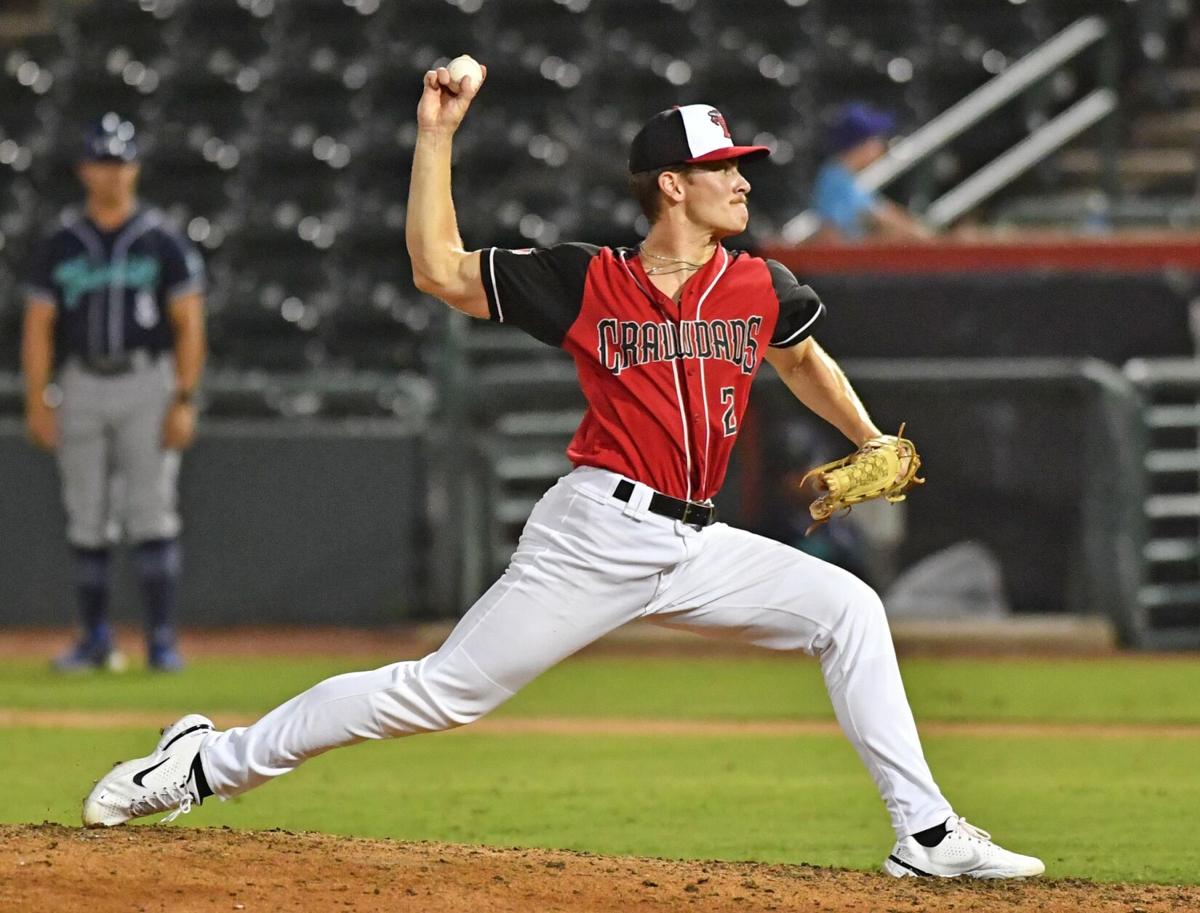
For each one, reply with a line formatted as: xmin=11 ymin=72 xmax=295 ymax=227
xmin=209 ymin=227 xmax=335 ymax=371
xmin=0 ymin=261 xmax=18 ymax=372
xmin=324 ymin=292 xmax=434 ymax=373
xmin=154 ymin=74 xmax=259 ymax=150
xmin=326 ymin=237 xmax=437 ymax=372
xmin=375 ymin=0 xmax=487 ymax=87
xmin=142 ymin=160 xmax=241 ymax=252
xmin=65 ymin=0 xmax=176 ymax=77
xmin=171 ymin=0 xmax=272 ymax=72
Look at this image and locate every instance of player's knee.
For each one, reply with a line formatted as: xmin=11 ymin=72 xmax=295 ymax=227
xmin=67 ymin=520 xmax=108 ymax=550
xmin=424 ymin=686 xmax=500 ymax=729
xmin=127 ymin=510 xmax=178 ymax=545
xmin=810 ymin=578 xmax=891 ymax=662
xmin=840 ymin=577 xmax=890 ymax=636
xmin=418 ymin=667 xmax=508 ymax=730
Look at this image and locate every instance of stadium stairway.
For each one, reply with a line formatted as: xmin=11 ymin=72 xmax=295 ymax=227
xmin=1002 ymin=5 xmax=1199 ymax=226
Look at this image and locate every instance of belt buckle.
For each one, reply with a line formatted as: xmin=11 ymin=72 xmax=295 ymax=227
xmin=87 ymin=355 xmax=132 ymax=375
xmin=681 ymin=501 xmax=708 ymax=528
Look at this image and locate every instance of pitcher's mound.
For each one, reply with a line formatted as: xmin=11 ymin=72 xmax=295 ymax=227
xmin=1 ymin=823 xmax=1191 ymax=912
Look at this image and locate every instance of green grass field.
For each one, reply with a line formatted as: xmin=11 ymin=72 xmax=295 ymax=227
xmin=2 ymin=653 xmax=1198 ymax=883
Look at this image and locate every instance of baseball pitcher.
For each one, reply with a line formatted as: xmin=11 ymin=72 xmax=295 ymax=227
xmin=81 ymin=68 xmax=1042 ymax=879
xmin=22 ymin=113 xmax=206 ymax=672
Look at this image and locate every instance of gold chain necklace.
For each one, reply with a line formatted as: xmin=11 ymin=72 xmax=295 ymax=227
xmin=639 ymin=246 xmax=706 ymax=276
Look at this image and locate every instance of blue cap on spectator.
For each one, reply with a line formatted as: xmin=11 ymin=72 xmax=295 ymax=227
xmin=827 ymin=103 xmax=895 ymax=154
xmin=81 ymin=112 xmax=139 ymax=162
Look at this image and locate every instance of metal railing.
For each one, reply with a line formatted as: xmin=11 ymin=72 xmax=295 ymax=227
xmin=924 ymin=88 xmax=1118 ymax=228
xmin=781 ymin=16 xmax=1118 ymax=241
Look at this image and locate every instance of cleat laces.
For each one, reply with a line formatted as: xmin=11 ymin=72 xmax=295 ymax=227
xmin=948 ymin=817 xmax=991 ymax=842
xmin=127 ymin=779 xmax=195 ymax=822
xmin=161 ymin=794 xmax=193 ymax=824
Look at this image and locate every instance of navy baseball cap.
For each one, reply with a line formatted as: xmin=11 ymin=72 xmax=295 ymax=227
xmin=81 ymin=112 xmax=139 ymax=163
xmin=629 ymin=104 xmax=770 ymax=174
xmin=827 ymin=103 xmax=895 ymax=154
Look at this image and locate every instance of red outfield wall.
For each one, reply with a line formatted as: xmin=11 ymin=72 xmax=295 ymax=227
xmin=760 ymin=234 xmax=1200 ymax=275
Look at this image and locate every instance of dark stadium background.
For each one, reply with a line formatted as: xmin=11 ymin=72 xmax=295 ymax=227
xmin=1 ymin=0 xmax=1198 ymax=648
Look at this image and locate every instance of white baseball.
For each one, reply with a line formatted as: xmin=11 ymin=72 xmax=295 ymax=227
xmin=447 ymin=54 xmax=483 ymax=89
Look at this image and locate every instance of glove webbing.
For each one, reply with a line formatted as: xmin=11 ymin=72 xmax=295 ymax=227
xmin=802 ymin=424 xmax=923 ymax=532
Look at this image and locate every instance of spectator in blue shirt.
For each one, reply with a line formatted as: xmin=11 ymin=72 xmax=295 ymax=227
xmin=811 ymin=104 xmax=933 ymax=242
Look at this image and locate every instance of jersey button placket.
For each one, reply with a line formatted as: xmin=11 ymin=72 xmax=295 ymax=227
xmin=682 ymin=355 xmax=706 ymax=495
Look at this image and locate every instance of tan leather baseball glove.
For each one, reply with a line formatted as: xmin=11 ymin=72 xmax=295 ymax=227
xmin=801 ymin=424 xmax=924 ymax=531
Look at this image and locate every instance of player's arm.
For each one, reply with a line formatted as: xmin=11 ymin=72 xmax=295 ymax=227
xmin=21 ymin=296 xmax=58 ymax=451
xmin=169 ymin=292 xmax=205 ymax=398
xmin=868 ymin=198 xmax=935 ymax=241
xmin=163 ymin=291 xmax=205 ymax=450
xmin=763 ymin=338 xmax=881 ymax=447
xmin=406 ymin=64 xmax=489 ymax=318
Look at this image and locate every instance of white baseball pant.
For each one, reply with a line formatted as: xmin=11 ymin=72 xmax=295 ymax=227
xmin=201 ymin=466 xmax=954 ymax=838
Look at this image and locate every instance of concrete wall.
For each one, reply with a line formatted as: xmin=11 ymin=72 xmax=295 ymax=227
xmin=0 ymin=419 xmax=428 ymax=626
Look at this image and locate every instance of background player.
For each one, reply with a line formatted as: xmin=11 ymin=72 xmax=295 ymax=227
xmin=809 ymin=102 xmax=934 ymax=243
xmin=22 ymin=113 xmax=207 ymax=672
xmin=81 ymin=68 xmax=1042 ymax=879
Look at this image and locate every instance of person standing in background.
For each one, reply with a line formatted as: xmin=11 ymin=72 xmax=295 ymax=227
xmin=811 ymin=103 xmax=934 ymax=242
xmin=21 ymin=112 xmax=206 ymax=672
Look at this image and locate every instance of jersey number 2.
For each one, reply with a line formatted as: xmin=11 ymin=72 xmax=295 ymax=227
xmin=720 ymin=387 xmax=737 ymax=437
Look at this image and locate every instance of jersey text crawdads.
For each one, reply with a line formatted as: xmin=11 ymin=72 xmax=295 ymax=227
xmin=481 ymin=243 xmax=824 ymax=502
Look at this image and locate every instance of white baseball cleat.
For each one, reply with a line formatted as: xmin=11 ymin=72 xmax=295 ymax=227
xmin=82 ymin=714 xmax=215 ymax=827
xmin=883 ymin=816 xmax=1045 ymax=879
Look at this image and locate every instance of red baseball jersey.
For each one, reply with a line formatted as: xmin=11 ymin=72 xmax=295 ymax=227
xmin=481 ymin=243 xmax=824 ymax=502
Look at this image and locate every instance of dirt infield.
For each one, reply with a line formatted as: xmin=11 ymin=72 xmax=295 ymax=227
xmin=2 ymin=824 xmax=1196 ymax=913
xmin=6 ymin=622 xmax=1191 ymax=911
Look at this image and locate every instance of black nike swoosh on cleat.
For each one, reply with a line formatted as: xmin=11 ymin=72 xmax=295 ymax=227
xmin=132 ymin=757 xmax=170 ymax=787
xmin=888 ymin=854 xmax=935 ymax=877
xmin=161 ymin=723 xmax=212 ymax=751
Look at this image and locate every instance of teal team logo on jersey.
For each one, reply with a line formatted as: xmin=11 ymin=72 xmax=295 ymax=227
xmin=53 ymin=254 xmax=161 ymax=309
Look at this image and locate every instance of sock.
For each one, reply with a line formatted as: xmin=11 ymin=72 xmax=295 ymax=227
xmin=133 ymin=538 xmax=182 ymax=639
xmin=73 ymin=547 xmax=113 ymax=642
xmin=189 ymin=754 xmax=213 ymax=802
xmin=911 ymin=821 xmax=950 ymax=848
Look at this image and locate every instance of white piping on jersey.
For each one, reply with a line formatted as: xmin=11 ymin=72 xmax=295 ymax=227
xmin=23 ymin=284 xmax=56 ymax=303
xmin=774 ymin=300 xmax=826 ymax=347
xmin=693 ymin=247 xmax=730 ymax=496
xmin=617 ymin=248 xmax=700 ymax=502
xmin=488 ymin=248 xmax=504 ymax=322
xmin=668 ymin=344 xmax=692 ymax=501
xmin=108 ymin=209 xmax=162 ymax=357
xmin=166 ymin=277 xmax=204 ymax=303
xmin=65 ymin=219 xmax=107 ymax=359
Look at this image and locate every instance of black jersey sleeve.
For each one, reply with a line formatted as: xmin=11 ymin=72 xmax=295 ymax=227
xmin=23 ymin=235 xmax=59 ymax=306
xmin=480 ymin=242 xmax=599 ymax=347
xmin=160 ymin=228 xmax=207 ymax=302
xmin=765 ymin=259 xmax=825 ymax=347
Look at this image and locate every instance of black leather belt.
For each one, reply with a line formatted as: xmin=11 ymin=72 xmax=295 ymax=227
xmin=79 ymin=356 xmax=134 ymax=375
xmin=75 ymin=351 xmax=160 ymax=376
xmin=613 ymin=479 xmax=716 ymax=528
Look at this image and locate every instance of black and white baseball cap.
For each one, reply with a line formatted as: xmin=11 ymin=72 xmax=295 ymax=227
xmin=628 ymin=104 xmax=770 ymax=174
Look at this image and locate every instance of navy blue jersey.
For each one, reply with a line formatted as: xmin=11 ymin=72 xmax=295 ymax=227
xmin=24 ymin=206 xmax=205 ymax=361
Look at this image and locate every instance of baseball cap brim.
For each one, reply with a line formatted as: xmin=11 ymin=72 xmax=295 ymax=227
xmin=81 ymin=142 xmax=139 ymax=163
xmin=686 ymin=145 xmax=771 ymax=165
xmin=81 ymin=153 xmax=139 ymax=164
